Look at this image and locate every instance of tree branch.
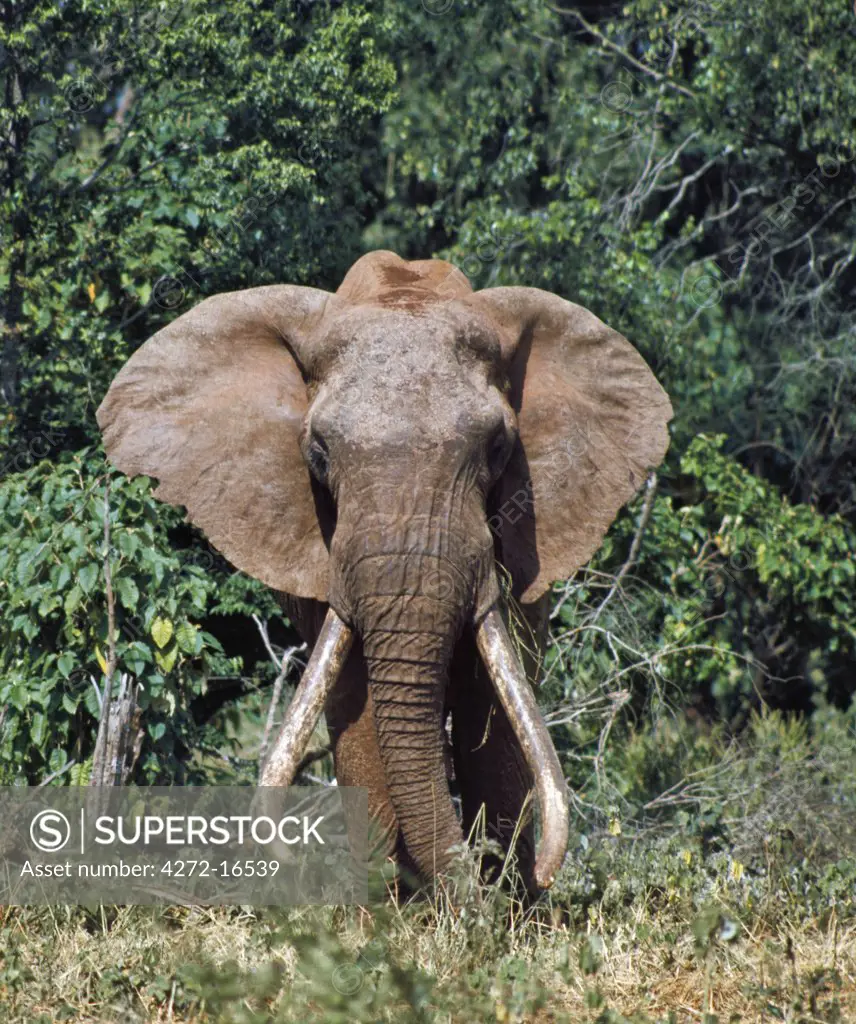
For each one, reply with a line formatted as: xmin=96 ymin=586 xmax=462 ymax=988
xmin=551 ymin=6 xmax=697 ymax=100
xmin=590 ymin=472 xmax=659 ymax=625
xmin=253 ymin=614 xmax=307 ymax=778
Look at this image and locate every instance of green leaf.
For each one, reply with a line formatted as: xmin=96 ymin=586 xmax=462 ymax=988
xmin=117 ymin=531 xmax=140 ymax=558
xmin=57 ymin=651 xmax=76 ymax=679
xmin=83 ymin=684 xmax=101 ymax=719
xmin=61 ymin=693 xmax=80 ymax=715
xmin=38 ymin=592 xmax=62 ymax=616
xmin=78 ymin=563 xmax=99 ymax=595
xmin=8 ymin=684 xmax=29 ymax=711
xmin=16 ymin=553 xmax=39 ymax=587
xmin=151 ymin=617 xmax=174 ymax=649
xmin=175 ymin=621 xmax=199 ymax=654
xmin=115 ymin=576 xmax=140 ymax=610
xmin=154 ymin=644 xmax=178 ymax=673
xmin=31 ymin=712 xmax=47 ymax=748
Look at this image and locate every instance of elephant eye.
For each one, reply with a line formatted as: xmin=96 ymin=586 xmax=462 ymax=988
xmin=487 ymin=426 xmax=512 ymax=478
xmin=307 ymin=433 xmax=330 ymax=485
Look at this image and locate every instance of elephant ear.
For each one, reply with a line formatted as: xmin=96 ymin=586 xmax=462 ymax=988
xmin=97 ymin=285 xmax=334 ymax=600
xmin=468 ymin=287 xmax=673 ymax=604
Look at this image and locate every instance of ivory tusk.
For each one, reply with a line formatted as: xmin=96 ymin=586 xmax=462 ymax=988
xmin=259 ymin=608 xmax=354 ymax=786
xmin=475 ymin=606 xmax=570 ymax=890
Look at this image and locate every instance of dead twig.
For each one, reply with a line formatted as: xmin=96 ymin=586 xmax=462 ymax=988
xmin=590 ymin=472 xmax=658 ymax=625
xmin=89 ymin=480 xmax=117 ymax=789
xmin=38 ymin=759 xmax=77 ymax=787
xmin=253 ymin=614 xmax=307 ymax=779
xmin=552 ymin=6 xmax=697 ymax=100
xmin=89 ymin=481 xmax=142 ymax=792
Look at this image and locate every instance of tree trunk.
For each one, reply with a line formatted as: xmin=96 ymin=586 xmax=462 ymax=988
xmin=2 ymin=65 xmax=30 ymax=412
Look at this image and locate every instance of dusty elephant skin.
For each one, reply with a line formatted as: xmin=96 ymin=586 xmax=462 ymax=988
xmin=97 ymin=250 xmax=673 ymax=893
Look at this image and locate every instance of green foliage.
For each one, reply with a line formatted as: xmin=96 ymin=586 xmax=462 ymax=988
xmin=1 ymin=0 xmax=396 ymax=459
xmin=0 ymin=450 xmax=263 ymax=782
xmin=1 ymin=0 xmax=398 ymax=782
xmin=375 ymin=0 xmax=856 ymax=512
xmin=544 ymin=432 xmax=856 ymax=799
xmin=652 ymin=433 xmax=854 ymax=713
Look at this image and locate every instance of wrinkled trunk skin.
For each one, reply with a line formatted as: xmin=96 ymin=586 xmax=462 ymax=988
xmin=328 ymin=490 xmax=497 ymax=881
xmin=365 ymin=614 xmax=461 ymax=876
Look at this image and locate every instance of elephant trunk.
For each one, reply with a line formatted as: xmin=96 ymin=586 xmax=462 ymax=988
xmin=330 ymin=506 xmax=483 ymax=880
xmin=362 ymin=619 xmax=462 ymax=876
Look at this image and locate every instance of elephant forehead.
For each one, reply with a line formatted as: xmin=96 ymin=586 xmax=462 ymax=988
xmin=322 ymin=319 xmax=490 ymax=396
xmin=311 ymin=353 xmax=499 ymax=454
xmin=326 ymin=359 xmax=492 ymax=437
xmin=318 ymin=304 xmax=501 ymax=370
xmin=338 ymin=335 xmax=462 ymax=380
xmin=307 ymin=307 xmax=504 ymax=448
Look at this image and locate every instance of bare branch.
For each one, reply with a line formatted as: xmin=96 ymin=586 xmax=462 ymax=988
xmin=253 ymin=614 xmax=307 ymax=778
xmin=552 ymin=6 xmax=697 ymax=99
xmin=89 ymin=480 xmax=116 ymax=788
xmin=590 ymin=472 xmax=658 ymax=625
xmin=39 ymin=759 xmax=77 ymax=787
xmin=89 ymin=482 xmax=142 ymax=790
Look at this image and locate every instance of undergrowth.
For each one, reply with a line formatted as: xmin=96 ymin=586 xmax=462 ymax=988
xmin=2 ymin=705 xmax=854 ymax=1023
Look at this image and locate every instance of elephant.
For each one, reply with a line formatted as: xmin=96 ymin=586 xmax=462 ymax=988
xmin=97 ymin=250 xmax=672 ymax=892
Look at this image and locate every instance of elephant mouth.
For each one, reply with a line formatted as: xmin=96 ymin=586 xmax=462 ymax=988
xmin=259 ymin=603 xmax=569 ymax=891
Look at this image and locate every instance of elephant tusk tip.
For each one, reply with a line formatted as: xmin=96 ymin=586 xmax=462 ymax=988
xmin=475 ymin=607 xmax=570 ymax=894
xmin=534 ymin=859 xmax=561 ymax=891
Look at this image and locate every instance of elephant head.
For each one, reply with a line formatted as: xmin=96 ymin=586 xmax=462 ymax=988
xmin=97 ymin=250 xmax=672 ymax=890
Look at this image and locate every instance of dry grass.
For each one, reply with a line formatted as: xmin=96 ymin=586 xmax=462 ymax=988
xmin=2 ymin=710 xmax=854 ymax=1022
xmin=558 ymin=918 xmax=856 ymax=1023
xmin=2 ymin=888 xmax=853 ymax=1023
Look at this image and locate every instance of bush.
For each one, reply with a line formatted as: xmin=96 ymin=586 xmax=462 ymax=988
xmin=0 ymin=450 xmax=287 ymax=783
